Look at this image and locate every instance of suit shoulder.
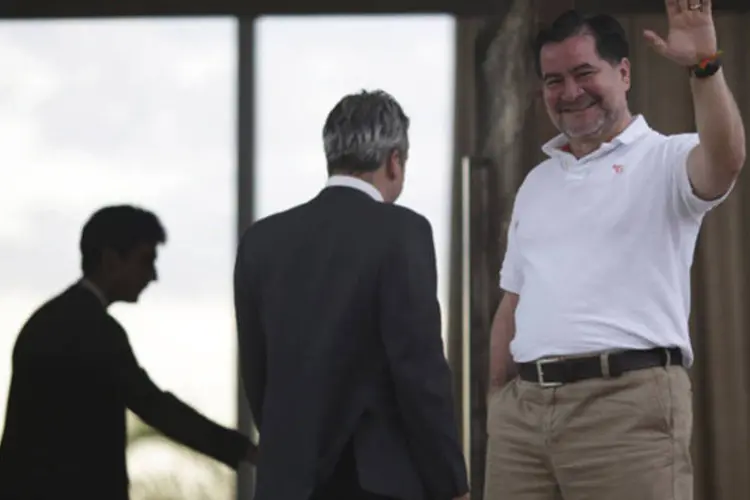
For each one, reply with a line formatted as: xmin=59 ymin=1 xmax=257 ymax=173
xmin=17 ymin=286 xmax=85 ymax=330
xmin=378 ymin=203 xmax=432 ymax=233
xmin=238 ymin=202 xmax=306 ymax=248
xmin=14 ymin=286 xmax=125 ymax=355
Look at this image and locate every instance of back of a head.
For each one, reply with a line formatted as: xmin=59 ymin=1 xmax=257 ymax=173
xmin=322 ymin=89 xmax=410 ymax=175
xmin=80 ymin=205 xmax=166 ymax=276
xmin=532 ymin=10 xmax=630 ymax=77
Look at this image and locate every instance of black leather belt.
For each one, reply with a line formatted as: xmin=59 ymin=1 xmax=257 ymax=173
xmin=517 ymin=347 xmax=683 ymax=387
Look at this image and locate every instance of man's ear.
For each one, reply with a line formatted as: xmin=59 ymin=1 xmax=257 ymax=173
xmin=101 ymin=248 xmax=121 ymax=273
xmin=385 ymin=150 xmax=404 ymax=180
xmin=619 ymin=57 xmax=631 ymax=88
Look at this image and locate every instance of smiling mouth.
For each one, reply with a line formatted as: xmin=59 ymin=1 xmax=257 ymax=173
xmin=560 ymin=102 xmax=597 ymax=113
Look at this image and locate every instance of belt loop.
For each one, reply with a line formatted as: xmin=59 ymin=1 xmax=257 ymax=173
xmin=664 ymin=348 xmax=672 ymax=367
xmin=599 ymin=352 xmax=611 ymax=378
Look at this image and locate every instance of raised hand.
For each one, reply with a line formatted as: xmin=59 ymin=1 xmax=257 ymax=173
xmin=643 ymin=0 xmax=718 ymax=66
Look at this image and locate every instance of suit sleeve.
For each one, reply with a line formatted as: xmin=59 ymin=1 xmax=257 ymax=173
xmin=233 ymin=234 xmax=266 ymax=431
xmin=379 ymin=213 xmax=469 ymax=499
xmin=110 ymin=321 xmax=252 ymax=468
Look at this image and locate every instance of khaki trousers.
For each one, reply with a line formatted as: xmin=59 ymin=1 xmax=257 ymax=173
xmin=484 ymin=365 xmax=693 ymax=500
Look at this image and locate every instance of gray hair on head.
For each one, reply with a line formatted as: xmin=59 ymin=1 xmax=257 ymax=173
xmin=322 ymin=89 xmax=410 ymax=174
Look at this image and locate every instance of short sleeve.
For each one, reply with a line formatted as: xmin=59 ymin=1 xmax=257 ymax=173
xmin=499 ymin=207 xmax=523 ymax=294
xmin=668 ymin=133 xmax=735 ymax=219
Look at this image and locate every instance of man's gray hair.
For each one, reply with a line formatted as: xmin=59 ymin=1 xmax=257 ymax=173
xmin=322 ymin=90 xmax=410 ymax=173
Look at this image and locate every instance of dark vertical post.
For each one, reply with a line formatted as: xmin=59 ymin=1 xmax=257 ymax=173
xmin=450 ymin=13 xmax=514 ymax=499
xmin=467 ymin=1 xmax=536 ymax=497
xmin=448 ymin=16 xmax=481 ymax=474
xmin=236 ymin=16 xmax=256 ymax=500
xmin=466 ymin=156 xmax=499 ymax=500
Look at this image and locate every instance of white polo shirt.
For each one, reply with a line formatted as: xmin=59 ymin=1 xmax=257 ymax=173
xmin=500 ymin=115 xmax=731 ymax=366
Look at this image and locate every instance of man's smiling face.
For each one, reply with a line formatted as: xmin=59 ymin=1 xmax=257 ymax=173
xmin=540 ymin=32 xmax=631 ymax=141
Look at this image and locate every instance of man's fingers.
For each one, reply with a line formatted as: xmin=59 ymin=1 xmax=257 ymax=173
xmin=665 ymin=0 xmax=681 ymax=15
xmin=643 ymin=30 xmax=669 ymax=56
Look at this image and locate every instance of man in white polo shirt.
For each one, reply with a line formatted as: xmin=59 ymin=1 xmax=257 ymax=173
xmin=485 ymin=3 xmax=745 ymax=500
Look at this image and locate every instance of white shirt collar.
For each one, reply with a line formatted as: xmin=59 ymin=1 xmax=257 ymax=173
xmin=325 ymin=175 xmax=384 ymax=202
xmin=541 ymin=114 xmax=652 ymax=159
xmin=79 ymin=278 xmax=109 ymax=307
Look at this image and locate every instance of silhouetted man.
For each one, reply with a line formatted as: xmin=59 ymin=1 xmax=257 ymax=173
xmin=0 ymin=205 xmax=256 ymax=500
xmin=234 ymin=90 xmax=469 ymax=500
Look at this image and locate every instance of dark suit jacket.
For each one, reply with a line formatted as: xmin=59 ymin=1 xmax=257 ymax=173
xmin=234 ymin=186 xmax=469 ymax=500
xmin=0 ymin=284 xmax=251 ymax=500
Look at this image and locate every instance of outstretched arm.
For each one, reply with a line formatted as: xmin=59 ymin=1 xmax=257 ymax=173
xmin=112 ymin=323 xmax=256 ymax=468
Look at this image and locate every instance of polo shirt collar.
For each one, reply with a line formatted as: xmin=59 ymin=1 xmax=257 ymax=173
xmin=541 ymin=114 xmax=651 ymax=160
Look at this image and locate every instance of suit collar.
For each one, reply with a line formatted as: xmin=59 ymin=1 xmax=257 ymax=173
xmin=78 ymin=278 xmax=109 ymax=308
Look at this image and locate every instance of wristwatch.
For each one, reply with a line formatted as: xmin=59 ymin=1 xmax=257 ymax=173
xmin=690 ymin=52 xmax=722 ymax=79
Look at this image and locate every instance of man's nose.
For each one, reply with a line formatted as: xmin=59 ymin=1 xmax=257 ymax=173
xmin=561 ymin=78 xmax=584 ymax=101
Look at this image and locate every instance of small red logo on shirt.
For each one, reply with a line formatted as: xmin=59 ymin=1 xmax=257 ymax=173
xmin=612 ymin=164 xmax=624 ymax=174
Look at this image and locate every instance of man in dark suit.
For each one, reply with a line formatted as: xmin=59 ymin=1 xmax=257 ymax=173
xmin=234 ymin=90 xmax=469 ymax=500
xmin=0 ymin=205 xmax=257 ymax=500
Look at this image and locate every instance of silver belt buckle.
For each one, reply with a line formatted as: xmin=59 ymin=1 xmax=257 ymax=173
xmin=536 ymin=357 xmax=563 ymax=388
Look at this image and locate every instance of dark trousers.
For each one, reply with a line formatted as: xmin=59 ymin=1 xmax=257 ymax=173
xmin=310 ymin=442 xmax=396 ymax=500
